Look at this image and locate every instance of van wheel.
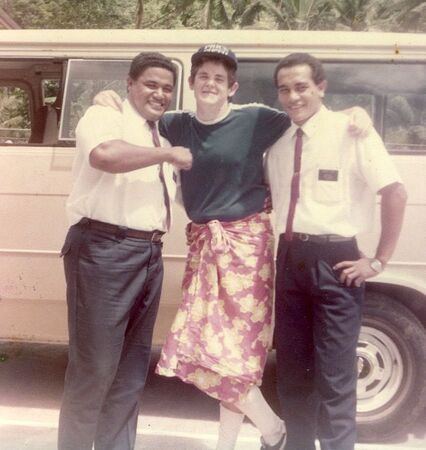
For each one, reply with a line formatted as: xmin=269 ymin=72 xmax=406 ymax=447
xmin=356 ymin=292 xmax=426 ymax=442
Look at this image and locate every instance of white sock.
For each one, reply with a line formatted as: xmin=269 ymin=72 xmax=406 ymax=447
xmin=216 ymin=403 xmax=245 ymax=450
xmin=236 ymin=386 xmax=285 ymax=446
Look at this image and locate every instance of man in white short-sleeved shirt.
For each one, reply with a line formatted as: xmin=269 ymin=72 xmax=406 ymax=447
xmin=58 ymin=52 xmax=192 ymax=450
xmin=67 ymin=99 xmax=177 ymax=230
xmin=266 ymin=53 xmax=407 ymax=450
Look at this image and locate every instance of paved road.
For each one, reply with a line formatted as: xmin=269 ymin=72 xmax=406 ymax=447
xmin=0 ymin=342 xmax=425 ymax=450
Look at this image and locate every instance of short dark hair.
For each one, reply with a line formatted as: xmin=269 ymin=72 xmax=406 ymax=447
xmin=274 ymin=53 xmax=325 ymax=87
xmin=129 ymin=52 xmax=177 ymax=86
xmin=190 ymin=55 xmax=237 ymax=87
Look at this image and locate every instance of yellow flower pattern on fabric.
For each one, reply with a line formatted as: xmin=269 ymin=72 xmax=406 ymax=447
xmin=222 ymin=272 xmax=255 ymax=295
xmin=187 ymin=368 xmax=222 ymax=390
xmin=217 ymin=253 xmax=232 ymax=269
xmin=188 ymin=254 xmax=200 ymax=270
xmin=191 ymin=296 xmax=207 ymax=322
xmin=244 ymin=255 xmax=258 ymax=268
xmin=258 ymin=263 xmax=272 ymax=282
xmin=203 ymin=324 xmax=224 ymax=358
xmin=249 ymin=221 xmax=265 ymax=234
xmin=206 ymin=264 xmax=218 ymax=285
xmin=224 ymin=325 xmax=244 ymax=346
xmin=250 ymin=302 xmax=268 ymax=323
xmin=257 ymin=326 xmax=272 ymax=347
xmin=187 ymin=280 xmax=198 ymax=296
xmin=247 ymin=355 xmax=261 ymax=371
xmin=170 ymin=310 xmax=187 ymax=333
xmin=231 ymin=318 xmax=249 ymax=333
xmin=239 ymin=294 xmax=256 ymax=314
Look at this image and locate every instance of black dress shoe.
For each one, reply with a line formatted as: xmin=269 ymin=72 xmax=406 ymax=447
xmin=260 ymin=431 xmax=287 ymax=450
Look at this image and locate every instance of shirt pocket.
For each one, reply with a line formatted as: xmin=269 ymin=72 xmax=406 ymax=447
xmin=312 ymin=166 xmax=343 ymax=204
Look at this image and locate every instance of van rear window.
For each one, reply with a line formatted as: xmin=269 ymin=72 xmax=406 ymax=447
xmin=235 ymin=61 xmax=426 ymax=154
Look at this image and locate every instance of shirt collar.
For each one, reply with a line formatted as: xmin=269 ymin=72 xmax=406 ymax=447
xmin=123 ymin=98 xmax=155 ymax=129
xmin=195 ymin=104 xmax=232 ymax=125
xmin=289 ymin=105 xmax=329 ymax=138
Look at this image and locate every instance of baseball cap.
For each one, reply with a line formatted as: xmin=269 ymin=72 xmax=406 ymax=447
xmin=191 ymin=43 xmax=238 ymax=70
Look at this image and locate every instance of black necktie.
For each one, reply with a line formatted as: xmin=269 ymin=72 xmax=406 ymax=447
xmin=284 ymin=128 xmax=303 ymax=241
xmin=147 ymin=120 xmax=171 ymax=231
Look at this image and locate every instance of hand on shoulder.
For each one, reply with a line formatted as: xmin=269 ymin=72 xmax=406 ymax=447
xmin=93 ymin=90 xmax=123 ymax=111
xmin=346 ymin=106 xmax=372 ymax=138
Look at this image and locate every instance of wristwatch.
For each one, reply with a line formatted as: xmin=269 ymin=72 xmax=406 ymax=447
xmin=370 ymin=258 xmax=384 ymax=273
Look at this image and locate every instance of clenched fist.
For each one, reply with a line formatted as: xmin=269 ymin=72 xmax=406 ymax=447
xmin=168 ymin=147 xmax=192 ymax=171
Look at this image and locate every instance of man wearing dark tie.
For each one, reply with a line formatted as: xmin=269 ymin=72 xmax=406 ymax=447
xmin=58 ymin=52 xmax=192 ymax=450
xmin=266 ymin=53 xmax=407 ymax=450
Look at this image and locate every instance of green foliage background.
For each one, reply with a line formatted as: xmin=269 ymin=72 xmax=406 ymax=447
xmin=1 ymin=0 xmax=425 ymax=32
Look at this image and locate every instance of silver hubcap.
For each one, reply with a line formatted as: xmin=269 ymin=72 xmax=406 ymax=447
xmin=356 ymin=325 xmax=405 ymax=420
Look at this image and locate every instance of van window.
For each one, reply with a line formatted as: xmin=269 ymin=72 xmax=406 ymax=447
xmin=42 ymin=79 xmax=61 ymax=105
xmin=0 ymin=86 xmax=31 ymax=144
xmin=0 ymin=58 xmax=64 ymax=146
xmin=235 ymin=61 xmax=426 ymax=154
xmin=59 ymin=59 xmax=182 ymax=141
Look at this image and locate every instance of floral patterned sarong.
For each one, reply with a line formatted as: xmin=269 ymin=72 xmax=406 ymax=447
xmin=156 ymin=212 xmax=274 ymax=403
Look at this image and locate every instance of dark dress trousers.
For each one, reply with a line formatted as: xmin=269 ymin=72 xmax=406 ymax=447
xmin=275 ymin=234 xmax=364 ymax=450
xmin=58 ymin=219 xmax=164 ymax=450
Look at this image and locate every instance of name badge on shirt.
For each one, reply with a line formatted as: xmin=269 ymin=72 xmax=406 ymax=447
xmin=318 ymin=169 xmax=339 ymax=181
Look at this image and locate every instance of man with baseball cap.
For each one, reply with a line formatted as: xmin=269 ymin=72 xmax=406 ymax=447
xmin=156 ymin=43 xmax=288 ymax=450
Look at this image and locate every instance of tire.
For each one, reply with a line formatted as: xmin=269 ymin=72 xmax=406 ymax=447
xmin=356 ymin=291 xmax=426 ymax=442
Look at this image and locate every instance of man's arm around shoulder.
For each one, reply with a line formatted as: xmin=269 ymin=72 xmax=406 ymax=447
xmin=87 ymin=94 xmax=192 ymax=173
xmin=89 ymin=140 xmax=192 ymax=174
xmin=79 ymin=108 xmax=191 ymax=173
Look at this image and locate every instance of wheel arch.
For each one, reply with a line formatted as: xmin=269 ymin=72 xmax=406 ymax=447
xmin=365 ymin=281 xmax=426 ymax=329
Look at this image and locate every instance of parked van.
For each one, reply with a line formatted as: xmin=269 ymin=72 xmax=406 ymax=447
xmin=0 ymin=29 xmax=425 ymax=442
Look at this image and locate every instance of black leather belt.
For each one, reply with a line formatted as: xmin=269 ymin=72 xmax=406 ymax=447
xmin=292 ymin=232 xmax=354 ymax=243
xmin=81 ymin=218 xmax=164 ymax=242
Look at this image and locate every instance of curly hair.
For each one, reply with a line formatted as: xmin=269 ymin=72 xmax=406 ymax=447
xmin=129 ymin=52 xmax=177 ymax=86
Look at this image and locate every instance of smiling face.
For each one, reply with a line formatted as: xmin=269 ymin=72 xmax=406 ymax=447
xmin=276 ymin=63 xmax=327 ymax=126
xmin=189 ymin=60 xmax=238 ymax=110
xmin=127 ymin=66 xmax=175 ymax=121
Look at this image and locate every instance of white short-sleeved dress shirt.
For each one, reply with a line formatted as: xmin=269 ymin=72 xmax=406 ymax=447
xmin=266 ymin=106 xmax=402 ymax=237
xmin=66 ymin=99 xmax=176 ymax=231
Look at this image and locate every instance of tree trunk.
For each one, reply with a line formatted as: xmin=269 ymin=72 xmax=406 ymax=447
xmin=203 ymin=0 xmax=213 ymax=29
xmin=0 ymin=6 xmax=21 ymax=29
xmin=136 ymin=0 xmax=144 ymax=28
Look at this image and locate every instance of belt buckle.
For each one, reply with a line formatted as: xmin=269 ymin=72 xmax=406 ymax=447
xmin=117 ymin=225 xmax=128 ymax=239
xmin=151 ymin=230 xmax=162 ymax=242
xmin=299 ymin=233 xmax=309 ymax=242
